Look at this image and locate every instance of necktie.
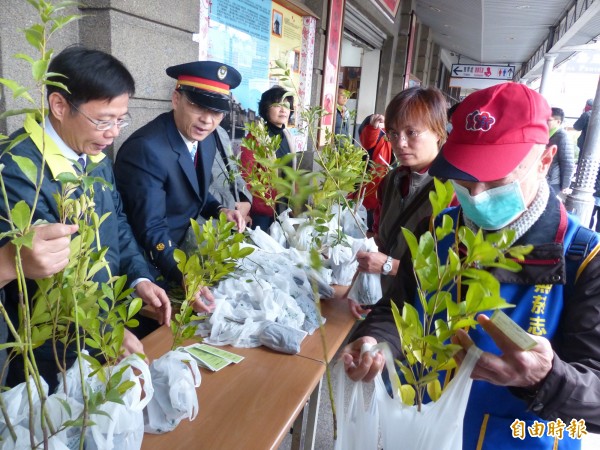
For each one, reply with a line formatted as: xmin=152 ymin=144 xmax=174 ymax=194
xmin=190 ymin=142 xmax=198 ymax=163
xmin=75 ymin=156 xmax=86 ymax=174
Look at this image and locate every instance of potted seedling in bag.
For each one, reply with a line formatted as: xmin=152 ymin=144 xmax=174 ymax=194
xmin=372 ymin=178 xmax=532 ymax=450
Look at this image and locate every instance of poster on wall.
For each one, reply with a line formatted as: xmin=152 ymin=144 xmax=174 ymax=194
xmin=207 ymin=0 xmax=272 ymax=137
xmin=319 ymin=0 xmax=345 ymax=144
xmin=268 ymin=3 xmax=302 ymax=90
xmin=200 ymin=0 xmax=316 ymax=147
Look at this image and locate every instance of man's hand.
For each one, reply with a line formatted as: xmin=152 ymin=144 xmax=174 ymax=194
xmin=341 ymin=336 xmax=384 ymax=382
xmin=135 ymin=280 xmax=171 ymax=326
xmin=0 ymin=223 xmax=79 ymax=287
xmin=369 ymin=114 xmax=385 ymax=129
xmin=347 ymin=298 xmax=372 ymax=320
xmin=235 ymin=201 xmax=251 ymax=221
xmin=357 ymin=250 xmax=388 ymax=274
xmin=192 ymin=286 xmax=217 ymax=313
xmin=22 ymin=223 xmax=78 ymax=279
xmin=452 ymin=314 xmax=554 ymax=388
xmin=121 ymin=329 xmax=145 ymax=358
xmin=221 ymin=208 xmax=246 ymax=232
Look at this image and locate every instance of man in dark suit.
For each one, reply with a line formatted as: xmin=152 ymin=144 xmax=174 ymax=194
xmin=114 ymin=61 xmax=251 ymax=313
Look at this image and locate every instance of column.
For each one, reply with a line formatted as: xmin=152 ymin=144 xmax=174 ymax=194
xmin=539 ymin=53 xmax=556 ymax=98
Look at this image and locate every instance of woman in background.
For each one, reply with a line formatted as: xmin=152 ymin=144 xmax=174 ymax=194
xmin=357 ymin=113 xmax=393 ymax=234
xmin=240 ymin=86 xmax=296 ymax=231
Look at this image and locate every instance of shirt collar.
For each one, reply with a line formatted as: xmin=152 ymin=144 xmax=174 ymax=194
xmin=177 ymin=131 xmax=196 ymax=154
xmin=23 ymin=113 xmax=105 ymax=179
xmin=46 ymin=119 xmax=86 ymax=165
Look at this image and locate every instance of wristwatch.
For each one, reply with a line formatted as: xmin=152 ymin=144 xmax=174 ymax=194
xmin=382 ymin=255 xmax=393 ymax=275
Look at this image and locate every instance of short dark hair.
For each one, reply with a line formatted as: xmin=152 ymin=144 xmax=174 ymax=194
xmin=47 ymin=46 xmax=135 ymax=107
xmin=258 ymin=86 xmax=293 ymax=122
xmin=551 ymin=107 xmax=564 ymax=122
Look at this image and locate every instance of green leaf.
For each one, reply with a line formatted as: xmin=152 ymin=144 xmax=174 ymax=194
xmin=434 ymin=319 xmax=451 ymax=341
xmin=508 ymin=244 xmax=533 ymax=260
xmin=13 ymin=53 xmax=34 ymax=64
xmin=12 ymin=155 xmax=38 ymax=186
xmin=0 ymin=108 xmax=39 ymax=120
xmin=24 ymin=24 xmax=44 ymax=50
xmin=399 ymin=384 xmax=416 ymax=406
xmin=450 ymin=317 xmax=478 ymax=330
xmin=125 ymin=319 xmax=139 ymax=328
xmin=11 ymin=201 xmax=31 ymax=231
xmin=402 ymin=227 xmax=419 ymax=260
xmin=56 ymin=171 xmax=80 ymax=184
xmin=32 ymin=58 xmax=49 ymax=81
xmin=12 ymin=230 xmax=34 ymax=249
xmin=127 ymin=297 xmax=143 ymax=320
xmin=84 ymin=337 xmax=101 ymax=349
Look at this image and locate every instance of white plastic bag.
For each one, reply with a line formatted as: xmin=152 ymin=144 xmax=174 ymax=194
xmin=328 ymin=244 xmax=357 ymax=286
xmin=0 ymin=376 xmax=77 ymax=450
xmin=338 ymin=204 xmax=368 ymax=239
xmin=333 ymin=361 xmax=379 ymax=450
xmin=86 ymin=354 xmax=153 ymax=450
xmin=144 ymin=350 xmax=201 ymax=434
xmin=375 ymin=345 xmax=482 ymax=450
xmin=347 ymin=237 xmax=382 ymax=305
xmin=247 ymin=227 xmax=287 ymax=253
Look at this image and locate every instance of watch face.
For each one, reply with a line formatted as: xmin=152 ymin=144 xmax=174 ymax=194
xmin=383 ymin=262 xmax=392 ymax=273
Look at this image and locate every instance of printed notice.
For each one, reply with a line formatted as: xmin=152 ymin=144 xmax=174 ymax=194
xmin=491 ymin=310 xmax=537 ymax=351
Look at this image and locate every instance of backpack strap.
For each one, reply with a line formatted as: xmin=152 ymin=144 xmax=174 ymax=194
xmin=565 ymin=225 xmax=600 ymax=284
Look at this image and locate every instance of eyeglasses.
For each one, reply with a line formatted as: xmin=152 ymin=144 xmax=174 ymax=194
xmin=68 ymin=101 xmax=130 ymax=131
xmin=182 ymin=93 xmax=225 ymax=118
xmin=385 ymin=129 xmax=427 ymax=142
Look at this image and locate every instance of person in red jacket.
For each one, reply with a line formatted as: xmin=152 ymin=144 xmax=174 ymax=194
xmin=240 ymin=86 xmax=296 ymax=231
xmin=357 ymin=113 xmax=393 ymax=233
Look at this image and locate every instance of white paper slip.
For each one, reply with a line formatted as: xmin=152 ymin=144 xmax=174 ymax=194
xmin=490 ymin=310 xmax=537 ymax=351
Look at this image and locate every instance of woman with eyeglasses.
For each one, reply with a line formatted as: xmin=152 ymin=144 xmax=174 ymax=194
xmin=240 ymin=86 xmax=296 ymax=231
xmin=350 ymin=86 xmax=449 ymax=318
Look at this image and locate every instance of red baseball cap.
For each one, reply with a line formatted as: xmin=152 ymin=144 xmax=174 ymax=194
xmin=430 ymin=83 xmax=551 ymax=182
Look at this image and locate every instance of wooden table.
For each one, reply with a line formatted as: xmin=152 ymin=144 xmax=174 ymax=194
xmin=141 ymin=287 xmax=356 ymax=450
xmin=142 ymin=337 xmax=323 ymax=450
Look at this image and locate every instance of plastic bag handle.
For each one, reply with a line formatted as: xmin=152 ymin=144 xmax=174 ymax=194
xmin=118 ymin=354 xmax=154 ymax=411
xmin=174 ymin=350 xmax=202 ymax=388
xmin=362 ymin=342 xmax=482 ymax=401
xmin=361 ymin=342 xmax=402 ymax=398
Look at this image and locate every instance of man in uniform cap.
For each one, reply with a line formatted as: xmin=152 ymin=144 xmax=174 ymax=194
xmin=115 ymin=61 xmax=251 ymax=314
xmin=341 ymin=83 xmax=600 ymax=449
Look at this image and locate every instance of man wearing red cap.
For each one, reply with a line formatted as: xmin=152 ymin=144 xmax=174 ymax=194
xmin=341 ymin=83 xmax=600 ymax=449
xmin=115 ymin=61 xmax=251 ymax=314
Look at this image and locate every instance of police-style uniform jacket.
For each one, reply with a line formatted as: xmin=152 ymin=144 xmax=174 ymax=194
xmin=114 ymin=111 xmax=250 ymax=283
xmin=351 ymin=192 xmax=600 ymax=449
xmin=0 ymin=115 xmax=153 ymax=387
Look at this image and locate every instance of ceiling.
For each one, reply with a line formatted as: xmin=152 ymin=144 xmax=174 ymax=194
xmin=414 ymin=0 xmax=600 ymax=80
